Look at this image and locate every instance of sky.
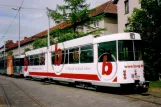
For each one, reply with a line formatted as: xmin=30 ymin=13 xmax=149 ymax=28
xmin=0 ymin=0 xmax=110 ymax=46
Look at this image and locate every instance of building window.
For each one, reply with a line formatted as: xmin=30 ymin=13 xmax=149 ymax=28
xmin=124 ymin=0 xmax=129 ymax=14
xmin=87 ymin=26 xmax=91 ymax=32
xmin=94 ymin=21 xmax=99 ymax=28
xmin=125 ymin=23 xmax=130 ymax=30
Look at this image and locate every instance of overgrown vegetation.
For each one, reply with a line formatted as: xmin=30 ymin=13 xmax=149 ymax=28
xmin=150 ymin=81 xmax=161 ymax=88
xmin=7 ymin=51 xmax=13 ymax=56
xmin=127 ymin=0 xmax=161 ymax=81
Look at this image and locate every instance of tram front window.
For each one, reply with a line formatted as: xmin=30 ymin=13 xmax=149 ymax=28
xmin=98 ymin=41 xmax=116 ymax=62
xmin=118 ymin=40 xmax=142 ymax=61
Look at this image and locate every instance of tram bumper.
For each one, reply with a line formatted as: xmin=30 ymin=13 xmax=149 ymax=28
xmin=135 ymin=80 xmax=149 ymax=89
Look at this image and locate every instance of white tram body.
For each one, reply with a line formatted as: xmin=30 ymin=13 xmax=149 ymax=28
xmin=24 ymin=33 xmax=149 ymax=88
xmin=24 ymin=47 xmax=47 ymax=78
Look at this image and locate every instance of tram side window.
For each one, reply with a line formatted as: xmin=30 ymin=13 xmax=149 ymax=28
xmin=40 ymin=54 xmax=45 ymax=65
xmin=34 ymin=55 xmax=40 ymax=65
xmin=51 ymin=52 xmax=54 ymax=64
xmin=14 ymin=59 xmax=20 ymax=66
xmin=80 ymin=45 xmax=93 ymax=63
xmin=29 ymin=56 xmax=34 ymax=66
xmin=61 ymin=50 xmax=68 ymax=64
xmin=69 ymin=47 xmax=79 ymax=64
xmin=52 ymin=50 xmax=68 ymax=65
xmin=64 ymin=50 xmax=68 ymax=64
xmin=98 ymin=41 xmax=116 ymax=62
xmin=0 ymin=60 xmax=4 ymax=68
xmin=13 ymin=59 xmax=16 ymax=66
xmin=20 ymin=58 xmax=24 ymax=66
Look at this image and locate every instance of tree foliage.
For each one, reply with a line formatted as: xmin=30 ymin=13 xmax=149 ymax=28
xmin=23 ymin=48 xmax=31 ymax=55
xmin=32 ymin=36 xmax=56 ymax=49
xmin=127 ymin=0 xmax=161 ymax=80
xmin=47 ymin=0 xmax=105 ymax=42
xmin=7 ymin=51 xmax=13 ymax=56
xmin=32 ymin=38 xmax=47 ymax=49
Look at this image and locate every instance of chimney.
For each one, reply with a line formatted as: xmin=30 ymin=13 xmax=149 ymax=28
xmin=24 ymin=37 xmax=27 ymax=39
xmin=6 ymin=40 xmax=13 ymax=44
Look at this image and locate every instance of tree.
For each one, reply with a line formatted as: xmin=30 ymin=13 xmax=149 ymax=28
xmin=127 ymin=0 xmax=161 ymax=80
xmin=7 ymin=51 xmax=13 ymax=56
xmin=47 ymin=0 xmax=105 ymax=41
xmin=32 ymin=38 xmax=47 ymax=49
xmin=23 ymin=48 xmax=31 ymax=55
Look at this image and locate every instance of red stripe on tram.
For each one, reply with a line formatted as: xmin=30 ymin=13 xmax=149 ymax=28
xmin=29 ymin=72 xmax=100 ymax=81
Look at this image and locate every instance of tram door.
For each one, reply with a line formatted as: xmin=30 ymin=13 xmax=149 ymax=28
xmin=97 ymin=41 xmax=117 ymax=81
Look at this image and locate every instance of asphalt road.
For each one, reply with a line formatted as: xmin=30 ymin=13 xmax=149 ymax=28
xmin=0 ymin=75 xmax=160 ymax=107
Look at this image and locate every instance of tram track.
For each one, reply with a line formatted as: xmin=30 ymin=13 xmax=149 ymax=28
xmin=0 ymin=83 xmax=11 ymax=107
xmin=0 ymin=77 xmax=45 ymax=107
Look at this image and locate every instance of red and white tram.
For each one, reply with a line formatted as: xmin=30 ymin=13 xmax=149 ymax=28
xmin=24 ymin=33 xmax=149 ymax=89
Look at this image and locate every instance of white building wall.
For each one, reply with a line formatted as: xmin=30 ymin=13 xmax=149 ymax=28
xmin=104 ymin=17 xmax=118 ymax=35
xmin=117 ymin=0 xmax=141 ymax=33
xmin=83 ymin=16 xmax=118 ymax=36
xmin=7 ymin=43 xmax=33 ymax=56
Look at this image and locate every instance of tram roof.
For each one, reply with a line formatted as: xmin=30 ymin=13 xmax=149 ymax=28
xmin=26 ymin=32 xmax=141 ymax=53
xmin=93 ymin=32 xmax=141 ymax=44
xmin=25 ymin=47 xmax=47 ymax=55
xmin=14 ymin=55 xmax=25 ymax=58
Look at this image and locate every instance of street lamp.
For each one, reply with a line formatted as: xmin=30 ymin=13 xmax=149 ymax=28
xmin=12 ymin=7 xmax=21 ymax=56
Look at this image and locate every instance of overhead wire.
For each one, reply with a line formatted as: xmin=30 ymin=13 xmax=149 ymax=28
xmin=0 ymin=4 xmax=46 ymax=10
xmin=0 ymin=1 xmax=50 ymax=47
xmin=0 ymin=0 xmax=25 ymax=41
xmin=0 ymin=11 xmax=19 ymax=40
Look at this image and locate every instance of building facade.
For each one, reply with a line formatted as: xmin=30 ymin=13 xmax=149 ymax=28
xmin=114 ymin=0 xmax=141 ymax=33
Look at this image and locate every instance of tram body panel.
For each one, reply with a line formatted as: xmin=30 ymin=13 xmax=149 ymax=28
xmin=117 ymin=61 xmax=145 ymax=83
xmin=7 ymin=56 xmax=14 ymax=76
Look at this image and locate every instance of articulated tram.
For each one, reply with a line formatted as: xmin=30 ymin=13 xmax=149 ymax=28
xmin=24 ymin=32 xmax=149 ymax=89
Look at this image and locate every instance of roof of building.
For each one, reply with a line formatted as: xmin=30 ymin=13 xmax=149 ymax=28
xmin=5 ymin=1 xmax=117 ymax=51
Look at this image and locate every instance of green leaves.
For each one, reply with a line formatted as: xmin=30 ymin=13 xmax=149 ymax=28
xmin=47 ymin=0 xmax=105 ymax=39
xmin=7 ymin=51 xmax=13 ymax=56
xmin=32 ymin=38 xmax=47 ymax=49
